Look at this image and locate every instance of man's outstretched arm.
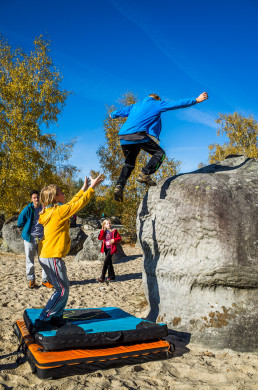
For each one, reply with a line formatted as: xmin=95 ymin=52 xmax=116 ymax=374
xmin=159 ymin=92 xmax=208 ymax=112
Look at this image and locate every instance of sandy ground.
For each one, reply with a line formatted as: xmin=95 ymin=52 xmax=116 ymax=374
xmin=0 ymin=245 xmax=257 ymax=389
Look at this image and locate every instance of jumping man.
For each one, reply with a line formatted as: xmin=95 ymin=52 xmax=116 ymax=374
xmin=110 ymin=92 xmax=208 ymax=201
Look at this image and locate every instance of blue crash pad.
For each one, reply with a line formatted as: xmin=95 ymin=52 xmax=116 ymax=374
xmin=24 ymin=307 xmax=168 ymax=351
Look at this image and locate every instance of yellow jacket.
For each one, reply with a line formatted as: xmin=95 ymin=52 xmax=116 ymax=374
xmin=38 ymin=188 xmax=94 ymax=259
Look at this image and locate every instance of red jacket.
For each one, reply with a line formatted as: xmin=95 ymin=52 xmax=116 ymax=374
xmin=98 ymin=229 xmax=121 ymax=255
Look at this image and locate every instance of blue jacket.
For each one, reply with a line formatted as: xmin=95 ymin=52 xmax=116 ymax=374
xmin=17 ymin=203 xmax=35 ymax=242
xmin=110 ymin=96 xmax=197 ymax=141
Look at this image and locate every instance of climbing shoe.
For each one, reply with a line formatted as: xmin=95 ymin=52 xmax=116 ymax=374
xmin=31 ymin=317 xmax=66 ymax=334
xmin=114 ymin=185 xmax=123 ymax=202
xmin=42 ymin=281 xmax=54 ymax=288
xmin=137 ymin=172 xmax=157 ymax=186
xmin=31 ymin=319 xmax=51 ymax=334
xmin=28 ymin=280 xmax=36 ymax=289
xmin=50 ymin=316 xmax=67 ymax=327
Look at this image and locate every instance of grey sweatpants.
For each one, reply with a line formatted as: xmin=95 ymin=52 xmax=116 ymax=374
xmin=38 ymin=257 xmax=70 ymax=321
xmin=24 ymin=237 xmax=48 ymax=282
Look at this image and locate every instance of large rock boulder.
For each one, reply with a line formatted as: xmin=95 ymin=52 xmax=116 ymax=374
xmin=137 ymin=156 xmax=258 ymax=352
xmin=68 ymin=227 xmax=87 ymax=255
xmin=2 ymin=216 xmax=24 ymax=253
xmin=75 ymin=230 xmax=126 ymax=262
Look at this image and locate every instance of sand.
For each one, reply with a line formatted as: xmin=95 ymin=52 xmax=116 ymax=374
xmin=0 ymin=245 xmax=257 ymax=389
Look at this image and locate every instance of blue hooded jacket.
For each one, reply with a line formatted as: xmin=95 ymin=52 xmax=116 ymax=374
xmin=110 ymin=96 xmax=197 ymax=144
xmin=17 ymin=203 xmax=35 ymax=242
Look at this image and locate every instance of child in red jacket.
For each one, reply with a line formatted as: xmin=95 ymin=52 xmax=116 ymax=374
xmin=97 ymin=219 xmax=121 ymax=282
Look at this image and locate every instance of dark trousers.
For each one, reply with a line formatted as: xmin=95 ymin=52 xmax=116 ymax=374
xmin=117 ymin=137 xmax=165 ymax=188
xmin=101 ymin=249 xmax=115 ymax=279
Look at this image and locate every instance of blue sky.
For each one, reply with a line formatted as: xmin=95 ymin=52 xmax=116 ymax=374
xmin=1 ymin=0 xmax=257 ymax=178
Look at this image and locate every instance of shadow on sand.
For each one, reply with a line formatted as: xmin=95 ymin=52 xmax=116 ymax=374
xmin=115 ymin=254 xmax=142 ymax=264
xmin=0 ymin=350 xmax=22 ymax=373
xmin=70 ymin=272 xmax=142 ymax=286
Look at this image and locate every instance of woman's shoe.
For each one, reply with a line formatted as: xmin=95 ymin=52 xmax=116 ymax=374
xmin=97 ymin=278 xmax=105 ymax=283
xmin=107 ymin=277 xmax=115 ymax=282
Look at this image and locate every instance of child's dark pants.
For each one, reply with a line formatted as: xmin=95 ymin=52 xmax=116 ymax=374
xmin=101 ymin=249 xmax=115 ymax=280
xmin=117 ymin=137 xmax=165 ymax=188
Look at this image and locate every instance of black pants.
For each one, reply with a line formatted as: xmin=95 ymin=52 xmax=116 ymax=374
xmin=101 ymin=249 xmax=115 ymax=279
xmin=117 ymin=137 xmax=165 ymax=188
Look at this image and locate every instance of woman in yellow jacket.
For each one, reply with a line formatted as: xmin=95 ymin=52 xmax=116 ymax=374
xmin=33 ymin=175 xmax=103 ymax=333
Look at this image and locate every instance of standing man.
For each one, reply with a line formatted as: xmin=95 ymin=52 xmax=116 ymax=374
xmin=17 ymin=190 xmax=53 ymax=289
xmin=110 ymin=92 xmax=208 ymax=201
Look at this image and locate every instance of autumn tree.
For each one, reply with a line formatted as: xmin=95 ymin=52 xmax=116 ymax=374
xmin=208 ymin=112 xmax=258 ymax=163
xmin=0 ymin=35 xmax=78 ymax=215
xmin=97 ymin=92 xmax=181 ymax=241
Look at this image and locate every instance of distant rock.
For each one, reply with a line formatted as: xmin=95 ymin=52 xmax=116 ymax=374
xmin=75 ymin=230 xmax=126 ymax=262
xmin=1 ymin=216 xmax=87 ymax=256
xmin=2 ymin=216 xmax=24 ymax=254
xmin=137 ymin=156 xmax=258 ymax=352
xmin=68 ymin=226 xmax=87 ymax=255
xmin=77 ymin=215 xmax=101 ymax=231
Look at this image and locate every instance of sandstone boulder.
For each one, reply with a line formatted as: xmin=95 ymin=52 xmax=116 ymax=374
xmin=68 ymin=226 xmax=87 ymax=255
xmin=137 ymin=156 xmax=258 ymax=351
xmin=2 ymin=216 xmax=24 ymax=254
xmin=85 ymin=215 xmax=101 ymax=229
xmin=77 ymin=215 xmax=101 ymax=231
xmin=75 ymin=230 xmax=126 ymax=262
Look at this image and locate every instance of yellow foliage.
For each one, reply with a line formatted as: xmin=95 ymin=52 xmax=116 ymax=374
xmin=0 ymin=35 xmax=77 ymax=215
xmin=208 ymin=112 xmax=258 ymax=163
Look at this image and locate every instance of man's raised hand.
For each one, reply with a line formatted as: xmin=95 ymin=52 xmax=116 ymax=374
xmin=196 ymin=92 xmax=208 ymax=103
